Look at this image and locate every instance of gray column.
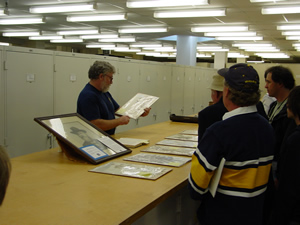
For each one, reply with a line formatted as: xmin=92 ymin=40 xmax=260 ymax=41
xmin=214 ymin=52 xmax=228 ymax=69
xmin=176 ymin=35 xmax=197 ymax=66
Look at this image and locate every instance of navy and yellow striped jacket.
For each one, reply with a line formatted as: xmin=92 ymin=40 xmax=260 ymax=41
xmin=189 ymin=107 xmax=275 ymax=225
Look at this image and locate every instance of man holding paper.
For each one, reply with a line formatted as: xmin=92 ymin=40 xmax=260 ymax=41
xmin=188 ymin=63 xmax=275 ymax=225
xmin=77 ymin=61 xmax=150 ymax=135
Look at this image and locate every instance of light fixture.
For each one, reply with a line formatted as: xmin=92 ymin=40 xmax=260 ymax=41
xmin=243 ymin=48 xmax=280 ymax=52
xmin=277 ymin=25 xmax=300 ymax=30
xmin=191 ymin=26 xmax=248 ymax=32
xmin=80 ymin=34 xmax=119 ymax=39
xmin=255 ymin=53 xmax=289 ymax=58
xmin=227 ymin=53 xmax=249 ymax=58
xmin=0 ymin=17 xmax=44 ymax=25
xmin=262 ymin=6 xmax=300 ymax=14
xmin=215 ymin=36 xmax=263 ymax=41
xmin=154 ymin=9 xmax=226 ymax=18
xmin=197 ymin=46 xmax=229 ymax=52
xmin=113 ymin=48 xmax=141 ymax=52
xmin=98 ymin=37 xmax=136 ymax=42
xmin=250 ymin=0 xmax=286 ymax=2
xmin=29 ymin=36 xmax=63 ymax=40
xmin=292 ymin=43 xmax=300 ymax=47
xmin=67 ymin=14 xmax=126 ymax=22
xmin=204 ymin=32 xmax=256 ymax=37
xmin=286 ymin=36 xmax=300 ymax=40
xmin=57 ymin=30 xmax=99 ymax=35
xmin=127 ymin=0 xmax=208 ymax=8
xmin=3 ymin=32 xmax=40 ymax=37
xmin=130 ymin=43 xmax=162 ymax=48
xmin=196 ymin=54 xmax=212 ymax=58
xmin=0 ymin=42 xmax=10 ymax=46
xmin=30 ymin=3 xmax=96 ymax=13
xmin=86 ymin=44 xmax=116 ymax=48
xmin=50 ymin=39 xmax=83 ymax=43
xmin=282 ymin=31 xmax=300 ymax=36
xmin=247 ymin=60 xmax=265 ymax=63
xmin=0 ymin=9 xmax=6 ymax=16
xmin=119 ymin=28 xmax=168 ymax=33
xmin=232 ymin=43 xmax=273 ymax=47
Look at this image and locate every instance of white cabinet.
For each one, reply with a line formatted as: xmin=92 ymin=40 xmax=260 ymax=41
xmin=4 ymin=48 xmax=54 ymax=157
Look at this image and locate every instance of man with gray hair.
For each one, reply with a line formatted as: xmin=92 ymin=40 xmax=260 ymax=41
xmin=77 ymin=61 xmax=149 ymax=135
xmin=189 ymin=63 xmax=275 ymax=225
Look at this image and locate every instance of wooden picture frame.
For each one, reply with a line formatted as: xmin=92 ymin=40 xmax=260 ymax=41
xmin=34 ymin=113 xmax=132 ymax=164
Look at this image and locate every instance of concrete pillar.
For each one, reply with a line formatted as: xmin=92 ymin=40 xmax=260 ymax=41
xmin=214 ymin=52 xmax=227 ymax=69
xmin=176 ymin=35 xmax=197 ymax=66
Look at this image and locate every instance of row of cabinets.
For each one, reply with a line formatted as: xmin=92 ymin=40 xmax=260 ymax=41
xmin=0 ymin=46 xmax=216 ymax=157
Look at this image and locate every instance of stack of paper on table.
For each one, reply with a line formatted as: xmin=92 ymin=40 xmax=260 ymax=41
xmin=165 ymin=133 xmax=198 ymax=142
xmin=117 ymin=138 xmax=149 ymax=148
xmin=115 ymin=93 xmax=159 ymax=119
xmin=89 ymin=161 xmax=172 ymax=180
xmin=124 ymin=153 xmax=191 ymax=167
xmin=180 ymin=130 xmax=198 ymax=135
xmin=156 ymin=139 xmax=197 ymax=148
xmin=142 ymin=145 xmax=196 ymax=157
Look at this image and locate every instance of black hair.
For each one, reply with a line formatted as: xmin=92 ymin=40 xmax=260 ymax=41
xmin=264 ymin=66 xmax=295 ymax=90
xmin=287 ymin=85 xmax=300 ymax=119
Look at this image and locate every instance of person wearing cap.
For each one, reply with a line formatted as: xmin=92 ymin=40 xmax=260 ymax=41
xmin=189 ymin=63 xmax=275 ymax=225
xmin=0 ymin=145 xmax=11 ymax=206
xmin=197 ymin=67 xmax=267 ymax=142
xmin=197 ymin=71 xmax=227 ymax=142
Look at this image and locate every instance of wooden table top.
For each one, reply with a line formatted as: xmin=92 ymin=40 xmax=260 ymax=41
xmin=0 ymin=121 xmax=198 ymax=225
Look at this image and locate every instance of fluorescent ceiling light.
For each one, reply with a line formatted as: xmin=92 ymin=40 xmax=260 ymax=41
xmin=130 ymin=44 xmax=162 ymax=48
xmin=67 ymin=14 xmax=126 ymax=22
xmin=86 ymin=44 xmax=116 ymax=48
xmin=215 ymin=36 xmax=263 ymax=41
xmin=113 ymin=48 xmax=141 ymax=52
xmin=255 ymin=53 xmax=289 ymax=58
xmin=232 ymin=43 xmax=272 ymax=47
xmin=127 ymin=0 xmax=208 ymax=8
xmin=50 ymin=39 xmax=83 ymax=43
xmin=154 ymin=9 xmax=225 ymax=18
xmin=192 ymin=26 xmax=248 ymax=32
xmin=98 ymin=37 xmax=136 ymax=42
xmin=0 ymin=18 xmax=44 ymax=25
xmin=247 ymin=61 xmax=265 ymax=63
xmin=286 ymin=36 xmax=300 ymax=40
xmin=292 ymin=43 xmax=300 ymax=47
xmin=30 ymin=3 xmax=96 ymax=13
xmin=80 ymin=34 xmax=118 ymax=39
xmin=3 ymin=32 xmax=40 ymax=37
xmin=204 ymin=32 xmax=256 ymax=37
xmin=197 ymin=46 xmax=222 ymax=50
xmin=250 ymin=0 xmax=286 ymax=2
xmin=243 ymin=48 xmax=280 ymax=52
xmin=0 ymin=9 xmax=6 ymax=16
xmin=119 ymin=28 xmax=167 ymax=33
xmin=197 ymin=47 xmax=229 ymax=52
xmin=277 ymin=25 xmax=300 ymax=30
xmin=282 ymin=31 xmax=300 ymax=36
xmin=29 ymin=36 xmax=63 ymax=40
xmin=262 ymin=6 xmax=300 ymax=14
xmin=57 ymin=30 xmax=99 ymax=35
xmin=196 ymin=54 xmax=212 ymax=58
xmin=227 ymin=53 xmax=249 ymax=58
xmin=0 ymin=42 xmax=10 ymax=46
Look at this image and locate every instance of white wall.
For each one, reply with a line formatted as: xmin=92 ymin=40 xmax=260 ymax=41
xmin=0 ymin=46 xmax=216 ymax=157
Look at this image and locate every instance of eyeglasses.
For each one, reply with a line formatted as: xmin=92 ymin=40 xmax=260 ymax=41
xmin=105 ymin=75 xmax=113 ymax=81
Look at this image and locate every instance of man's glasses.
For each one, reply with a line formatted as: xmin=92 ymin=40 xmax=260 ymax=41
xmin=105 ymin=75 xmax=113 ymax=81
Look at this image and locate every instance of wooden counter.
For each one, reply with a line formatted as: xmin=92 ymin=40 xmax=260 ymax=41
xmin=0 ymin=121 xmax=198 ymax=225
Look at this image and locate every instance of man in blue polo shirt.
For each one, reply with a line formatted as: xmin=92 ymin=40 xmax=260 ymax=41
xmin=189 ymin=63 xmax=275 ymax=225
xmin=77 ymin=61 xmax=150 ymax=135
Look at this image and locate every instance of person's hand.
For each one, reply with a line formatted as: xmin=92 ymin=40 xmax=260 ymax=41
xmin=118 ymin=115 xmax=130 ymax=125
xmin=141 ymin=107 xmax=151 ymax=117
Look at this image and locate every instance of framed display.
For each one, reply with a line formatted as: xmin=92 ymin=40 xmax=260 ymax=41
xmin=34 ymin=113 xmax=132 ymax=164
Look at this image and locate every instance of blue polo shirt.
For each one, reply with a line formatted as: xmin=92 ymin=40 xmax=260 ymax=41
xmin=77 ymin=83 xmax=119 ymax=135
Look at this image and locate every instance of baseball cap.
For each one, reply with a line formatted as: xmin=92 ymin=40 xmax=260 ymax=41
xmin=223 ymin=63 xmax=259 ymax=93
xmin=208 ymin=75 xmax=224 ymax=92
